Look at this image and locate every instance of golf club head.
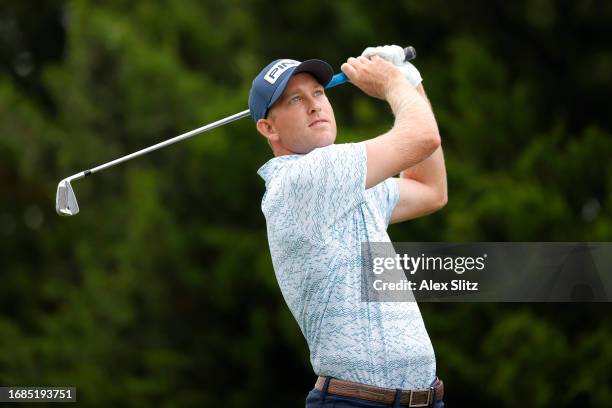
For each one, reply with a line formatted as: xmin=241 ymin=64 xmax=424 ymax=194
xmin=56 ymin=179 xmax=79 ymax=216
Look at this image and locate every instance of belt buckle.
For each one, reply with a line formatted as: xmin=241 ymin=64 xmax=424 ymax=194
xmin=408 ymin=388 xmax=432 ymax=407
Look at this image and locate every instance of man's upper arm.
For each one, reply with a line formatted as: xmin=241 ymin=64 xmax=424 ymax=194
xmin=389 ymin=177 xmax=444 ymax=224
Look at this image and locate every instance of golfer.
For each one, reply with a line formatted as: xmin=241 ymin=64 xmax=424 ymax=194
xmin=249 ymin=45 xmax=447 ymax=408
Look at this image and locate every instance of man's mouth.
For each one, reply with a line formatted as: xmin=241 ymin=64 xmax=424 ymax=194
xmin=309 ymin=119 xmax=329 ymax=127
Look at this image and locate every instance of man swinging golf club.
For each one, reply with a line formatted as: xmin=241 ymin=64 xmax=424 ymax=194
xmin=250 ymin=45 xmax=447 ymax=408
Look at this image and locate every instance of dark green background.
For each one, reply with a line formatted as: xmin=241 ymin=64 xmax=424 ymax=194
xmin=1 ymin=1 xmax=611 ymax=406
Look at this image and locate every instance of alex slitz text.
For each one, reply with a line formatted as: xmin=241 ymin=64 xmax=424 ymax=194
xmin=373 ymin=279 xmax=479 ymax=292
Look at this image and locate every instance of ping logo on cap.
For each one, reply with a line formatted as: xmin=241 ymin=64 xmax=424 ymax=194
xmin=264 ymin=59 xmax=300 ymax=84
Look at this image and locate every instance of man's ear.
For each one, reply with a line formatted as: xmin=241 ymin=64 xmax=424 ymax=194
xmin=256 ymin=118 xmax=280 ymax=142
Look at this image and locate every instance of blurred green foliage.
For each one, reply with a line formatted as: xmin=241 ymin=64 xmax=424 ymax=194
xmin=1 ymin=1 xmax=611 ymax=407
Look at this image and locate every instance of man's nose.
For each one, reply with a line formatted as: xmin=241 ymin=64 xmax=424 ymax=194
xmin=308 ymin=99 xmax=322 ymax=114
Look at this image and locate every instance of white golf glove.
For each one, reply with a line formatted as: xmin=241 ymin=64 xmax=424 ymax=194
xmin=361 ymin=45 xmax=422 ymax=87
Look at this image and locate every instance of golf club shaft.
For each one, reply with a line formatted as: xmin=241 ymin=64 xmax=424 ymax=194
xmin=77 ymin=109 xmax=251 ymax=180
xmin=69 ymin=73 xmax=344 ymax=181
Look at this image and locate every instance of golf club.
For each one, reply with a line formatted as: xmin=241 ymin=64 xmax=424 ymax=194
xmin=56 ymin=46 xmax=416 ymax=216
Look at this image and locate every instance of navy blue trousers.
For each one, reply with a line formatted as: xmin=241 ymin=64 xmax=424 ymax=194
xmin=305 ymin=377 xmax=445 ymax=408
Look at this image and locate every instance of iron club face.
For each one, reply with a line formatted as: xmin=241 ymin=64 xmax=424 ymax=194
xmin=56 ymin=179 xmax=79 ymax=216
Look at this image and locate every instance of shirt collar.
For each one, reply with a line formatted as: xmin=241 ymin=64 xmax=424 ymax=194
xmin=257 ymin=154 xmax=302 ymax=185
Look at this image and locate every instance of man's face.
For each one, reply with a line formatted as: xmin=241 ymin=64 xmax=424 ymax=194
xmin=261 ymin=73 xmax=336 ymax=154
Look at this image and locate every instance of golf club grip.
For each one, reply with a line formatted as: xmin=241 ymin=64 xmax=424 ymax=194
xmin=326 ymin=46 xmax=417 ymax=89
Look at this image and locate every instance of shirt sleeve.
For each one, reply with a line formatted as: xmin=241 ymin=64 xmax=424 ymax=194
xmin=364 ymin=176 xmax=400 ymax=228
xmin=282 ymin=143 xmax=367 ymax=242
xmin=380 ymin=177 xmax=400 ymax=226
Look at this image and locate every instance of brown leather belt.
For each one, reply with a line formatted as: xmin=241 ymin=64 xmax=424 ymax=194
xmin=315 ymin=376 xmax=444 ymax=407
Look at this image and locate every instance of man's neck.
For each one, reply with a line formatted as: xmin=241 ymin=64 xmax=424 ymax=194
xmin=273 ymin=145 xmax=298 ymax=157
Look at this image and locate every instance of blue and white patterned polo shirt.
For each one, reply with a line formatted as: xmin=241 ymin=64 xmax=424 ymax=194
xmin=257 ymin=142 xmax=436 ymax=389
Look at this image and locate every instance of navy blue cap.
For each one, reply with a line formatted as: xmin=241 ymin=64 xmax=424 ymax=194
xmin=248 ymin=59 xmax=333 ymax=122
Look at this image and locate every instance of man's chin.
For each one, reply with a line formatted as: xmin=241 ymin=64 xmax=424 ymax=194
xmin=292 ymin=133 xmax=336 ymax=154
xmin=316 ymin=131 xmax=336 ymax=147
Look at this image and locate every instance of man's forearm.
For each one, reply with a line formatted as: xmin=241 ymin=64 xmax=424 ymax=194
xmin=385 ymin=77 xmax=439 ymax=145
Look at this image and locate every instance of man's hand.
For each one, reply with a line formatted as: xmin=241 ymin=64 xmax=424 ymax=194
xmin=362 ymin=45 xmax=407 ymax=66
xmin=340 ymin=56 xmax=407 ymax=100
xmin=361 ymin=45 xmax=423 ymax=87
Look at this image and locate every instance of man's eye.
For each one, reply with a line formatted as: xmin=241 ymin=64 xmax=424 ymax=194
xmin=290 ymin=95 xmax=301 ymax=104
xmin=313 ymin=89 xmax=325 ymax=97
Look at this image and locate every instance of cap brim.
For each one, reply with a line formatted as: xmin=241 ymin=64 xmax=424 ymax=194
xmin=293 ymin=59 xmax=334 ymax=87
xmin=267 ymin=59 xmax=334 ymax=111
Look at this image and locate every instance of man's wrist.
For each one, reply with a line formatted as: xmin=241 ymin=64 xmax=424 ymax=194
xmin=385 ymin=75 xmax=419 ymax=116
